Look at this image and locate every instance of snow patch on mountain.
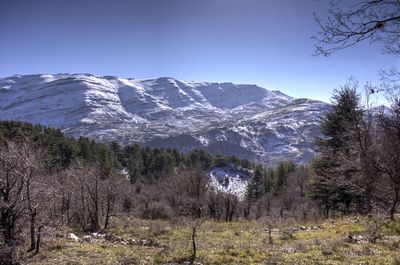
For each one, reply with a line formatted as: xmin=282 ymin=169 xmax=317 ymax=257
xmin=0 ymin=73 xmax=330 ymax=165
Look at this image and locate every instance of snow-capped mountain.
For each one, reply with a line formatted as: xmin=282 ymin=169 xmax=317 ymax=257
xmin=0 ymin=73 xmax=330 ymax=164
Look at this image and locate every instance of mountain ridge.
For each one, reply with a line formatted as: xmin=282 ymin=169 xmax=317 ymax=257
xmin=0 ymin=73 xmax=330 ymax=164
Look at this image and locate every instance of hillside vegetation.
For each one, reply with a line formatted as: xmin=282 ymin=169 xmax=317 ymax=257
xmin=2 ymin=84 xmax=400 ymax=264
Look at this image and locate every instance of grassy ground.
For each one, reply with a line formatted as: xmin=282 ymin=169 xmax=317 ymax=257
xmin=20 ymin=216 xmax=400 ymax=265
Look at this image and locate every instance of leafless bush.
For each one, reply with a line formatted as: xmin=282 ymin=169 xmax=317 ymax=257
xmin=146 ymin=201 xmax=174 ymax=220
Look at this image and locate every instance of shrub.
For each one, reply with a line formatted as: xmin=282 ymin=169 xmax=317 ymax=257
xmin=147 ymin=202 xmax=174 ymax=220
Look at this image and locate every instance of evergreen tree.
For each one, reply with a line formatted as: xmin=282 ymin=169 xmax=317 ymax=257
xmin=78 ymin=137 xmax=91 ymax=160
xmin=264 ymin=168 xmax=274 ymax=194
xmin=127 ymin=152 xmax=143 ymax=184
xmin=97 ymin=145 xmax=114 ymax=177
xmin=110 ymin=141 xmax=122 ymax=161
xmin=272 ymin=162 xmax=294 ymax=195
xmin=172 ymin=149 xmax=182 ymax=165
xmin=310 ymin=85 xmax=362 ymax=216
xmin=247 ymin=165 xmax=265 ymax=202
xmin=149 ymin=149 xmax=175 ymax=179
xmin=188 ymin=150 xmax=200 ymax=167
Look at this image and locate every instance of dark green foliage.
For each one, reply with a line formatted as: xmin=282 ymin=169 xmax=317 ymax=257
xmin=0 ymin=121 xmax=117 ymax=171
xmin=264 ymin=168 xmax=274 ymax=194
xmin=77 ymin=137 xmax=92 ymax=161
xmin=319 ymin=86 xmax=361 ymax=152
xmin=213 ymin=155 xmax=250 ymax=169
xmin=96 ymin=145 xmax=114 ymax=177
xmin=247 ymin=165 xmax=265 ymax=202
xmin=0 ymin=120 xmax=79 ymax=169
xmin=141 ymin=146 xmax=152 ymax=176
xmin=245 ymin=161 xmax=297 ymax=202
xmin=273 ymin=161 xmax=295 ymax=196
xmin=309 ymin=157 xmax=339 ymax=217
xmin=0 ymin=120 xmax=256 ymax=186
xmin=110 ymin=141 xmax=121 ymax=159
xmin=148 ymin=148 xmax=175 ymax=178
xmin=126 ymin=147 xmax=143 ymax=184
xmin=187 ymin=149 xmax=214 ymax=169
xmin=310 ymin=85 xmax=363 ymax=216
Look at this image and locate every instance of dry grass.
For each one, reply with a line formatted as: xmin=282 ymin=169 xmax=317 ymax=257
xmin=19 ymin=216 xmax=400 ymax=264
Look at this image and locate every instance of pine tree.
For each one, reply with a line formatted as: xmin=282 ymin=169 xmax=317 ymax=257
xmin=127 ymin=152 xmax=143 ymax=184
xmin=310 ymin=84 xmax=362 ymax=216
xmin=97 ymin=145 xmax=114 ymax=177
xmin=247 ymin=165 xmax=265 ymax=202
xmin=272 ymin=162 xmax=294 ymax=196
xmin=264 ymin=168 xmax=273 ymax=194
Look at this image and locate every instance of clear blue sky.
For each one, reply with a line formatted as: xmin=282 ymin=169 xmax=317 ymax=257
xmin=0 ymin=0 xmax=398 ymax=102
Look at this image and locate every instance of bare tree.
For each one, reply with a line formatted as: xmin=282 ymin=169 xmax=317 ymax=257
xmin=32 ymin=172 xmax=61 ymax=255
xmin=313 ymin=0 xmax=400 ymax=56
xmin=51 ymin=169 xmax=74 ymax=225
xmin=24 ymin=147 xmax=46 ymax=253
xmin=278 ymin=189 xmax=295 ymax=219
xmin=188 ymin=219 xmax=202 ymax=264
xmin=0 ymin=142 xmax=48 ymax=263
xmin=223 ymin=193 xmax=238 ymax=222
xmin=353 ymin=89 xmax=380 ymax=213
xmin=102 ymin=171 xmax=123 ymax=230
xmin=66 ymin=162 xmax=126 ymax=231
xmin=168 ymin=165 xmax=209 ymax=218
xmin=261 ymin=193 xmax=274 ymax=217
xmin=287 ymin=165 xmax=310 ymax=198
xmin=376 ymin=97 xmax=400 ymax=219
xmin=206 ymin=190 xmax=224 ymax=220
xmin=286 ymin=166 xmax=314 ymax=219
xmin=0 ymin=142 xmax=28 ymax=264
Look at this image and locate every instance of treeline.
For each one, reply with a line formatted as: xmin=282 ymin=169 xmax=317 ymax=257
xmin=0 ymin=120 xmax=252 ymax=182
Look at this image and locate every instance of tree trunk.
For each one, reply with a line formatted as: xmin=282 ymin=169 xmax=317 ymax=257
xmin=365 ymin=183 xmax=373 ymax=214
xmin=268 ymin=223 xmax=273 ymax=245
xmin=1 ymin=216 xmax=17 ymax=265
xmin=28 ymin=209 xmax=36 ymax=252
xmin=93 ymin=184 xmax=99 ymax=231
xmin=280 ymin=207 xmax=284 ymax=219
xmin=228 ymin=210 xmax=234 ymax=222
xmin=189 ymin=225 xmax=196 ymax=264
xmin=104 ymin=193 xmax=112 ymax=230
xmin=225 ymin=200 xmax=231 ymax=222
xmin=266 ymin=202 xmax=271 ymax=216
xmin=243 ymin=205 xmax=250 ymax=219
xmin=344 ymin=198 xmax=351 ymax=215
xmin=390 ymin=190 xmax=399 ymax=220
xmin=35 ymin=226 xmax=44 ymax=255
xmin=325 ymin=205 xmax=330 ymax=219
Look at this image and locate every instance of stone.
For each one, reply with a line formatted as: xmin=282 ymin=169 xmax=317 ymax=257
xmin=68 ymin=233 xmax=80 ymax=242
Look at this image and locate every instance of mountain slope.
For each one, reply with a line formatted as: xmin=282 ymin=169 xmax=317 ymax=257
xmin=0 ymin=73 xmax=330 ymax=164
